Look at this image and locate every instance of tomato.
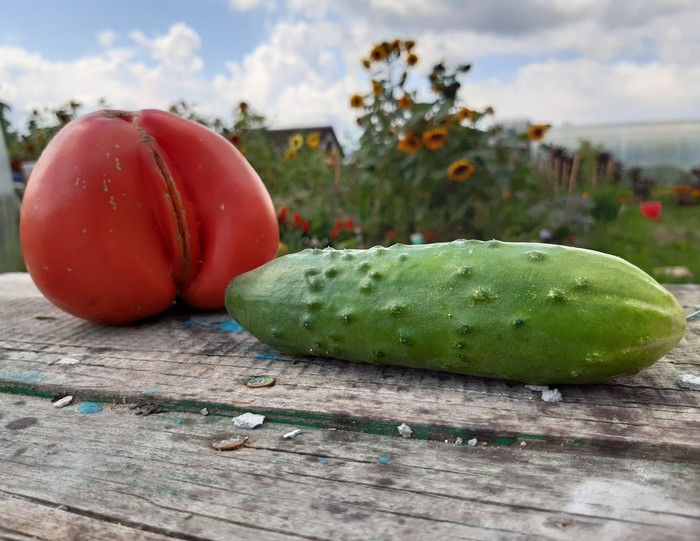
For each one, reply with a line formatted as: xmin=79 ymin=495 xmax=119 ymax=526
xmin=20 ymin=109 xmax=279 ymax=324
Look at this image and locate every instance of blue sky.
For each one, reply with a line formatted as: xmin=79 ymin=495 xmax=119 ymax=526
xmin=2 ymin=0 xmax=699 ymax=145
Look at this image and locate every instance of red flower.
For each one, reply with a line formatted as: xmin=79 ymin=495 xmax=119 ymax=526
xmin=277 ymin=206 xmax=288 ymax=223
xmin=292 ymin=211 xmax=310 ymax=233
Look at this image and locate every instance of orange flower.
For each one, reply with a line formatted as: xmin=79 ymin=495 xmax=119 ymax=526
xmin=397 ymin=94 xmax=412 ymax=110
xmin=526 ymin=124 xmax=551 ymax=142
xmin=306 ymin=131 xmax=321 ymax=149
xmin=407 ymin=53 xmax=419 ymax=66
xmin=370 ymin=43 xmax=389 ymax=62
xmin=362 ymin=58 xmax=371 ymax=69
xmin=448 ymin=159 xmax=475 ymax=182
xmin=403 ymin=40 xmax=416 ymax=51
xmin=372 ymin=80 xmax=384 ymax=96
xmin=398 ymin=132 xmax=422 ymax=153
xmin=422 ymin=127 xmax=448 ymax=150
xmin=457 ymin=107 xmax=474 ymax=122
xmin=350 ymin=94 xmax=365 ymax=108
xmin=284 ymin=149 xmax=298 ymax=160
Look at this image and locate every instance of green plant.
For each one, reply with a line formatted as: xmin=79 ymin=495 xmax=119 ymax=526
xmin=345 ymin=39 xmax=548 ymax=245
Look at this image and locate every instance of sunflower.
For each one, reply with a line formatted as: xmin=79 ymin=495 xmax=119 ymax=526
xmin=372 ymin=80 xmax=384 ymax=96
xmin=370 ymin=43 xmax=389 ymax=62
xmin=526 ymin=124 xmax=551 ymax=142
xmin=407 ymin=53 xmax=419 ymax=66
xmin=362 ymin=58 xmax=371 ymax=69
xmin=350 ymin=94 xmax=365 ymax=108
xmin=422 ymin=127 xmax=448 ymax=150
xmin=457 ymin=107 xmax=474 ymax=122
xmin=284 ymin=149 xmax=298 ymax=160
xmin=306 ymin=131 xmax=321 ymax=150
xmin=404 ymin=39 xmax=416 ymax=51
xmin=397 ymin=94 xmax=412 ymax=111
xmin=447 ymin=159 xmax=475 ymax=182
xmin=289 ymin=133 xmax=304 ymax=150
xmin=397 ymin=132 xmax=422 ymax=153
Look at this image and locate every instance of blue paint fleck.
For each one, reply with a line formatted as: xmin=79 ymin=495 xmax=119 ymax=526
xmin=211 ymin=320 xmax=243 ymax=333
xmin=255 ymin=352 xmax=278 ymax=361
xmin=317 ymin=457 xmax=327 ymax=462
xmin=378 ymin=456 xmax=391 ymax=464
xmin=78 ymin=402 xmax=103 ymax=414
xmin=178 ymin=318 xmax=244 ymax=333
xmin=470 ymin=427 xmax=478 ymax=433
xmin=172 ymin=419 xmax=183 ymax=425
xmin=7 ymin=371 xmax=45 ymax=383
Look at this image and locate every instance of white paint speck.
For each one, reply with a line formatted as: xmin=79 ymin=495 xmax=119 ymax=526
xmin=542 ymin=388 xmax=562 ymax=403
xmin=679 ymin=373 xmax=700 ymax=391
xmin=53 ymin=396 xmax=73 ymax=408
xmin=233 ymin=412 xmax=265 ymax=429
xmin=282 ymin=429 xmax=302 ymax=439
xmin=53 ymin=357 xmax=80 ymax=365
xmin=397 ymin=423 xmax=412 ymax=439
xmin=467 ymin=437 xmax=478 ymax=446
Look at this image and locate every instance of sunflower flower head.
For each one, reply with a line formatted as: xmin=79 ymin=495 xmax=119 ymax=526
xmin=397 ymin=132 xmax=422 ymax=153
xmin=422 ymin=127 xmax=448 ymax=150
xmin=370 ymin=42 xmax=390 ymax=62
xmin=397 ymin=94 xmax=412 ymax=111
xmin=407 ymin=53 xmax=419 ymax=67
xmin=284 ymin=149 xmax=298 ymax=160
xmin=350 ymin=94 xmax=365 ymax=108
xmin=306 ymin=131 xmax=321 ymax=150
xmin=372 ymin=80 xmax=384 ymax=96
xmin=526 ymin=124 xmax=551 ymax=142
xmin=448 ymin=159 xmax=476 ymax=182
xmin=457 ymin=107 xmax=474 ymax=122
xmin=289 ymin=133 xmax=304 ymax=150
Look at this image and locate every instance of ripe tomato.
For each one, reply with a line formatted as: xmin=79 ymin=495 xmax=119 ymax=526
xmin=20 ymin=109 xmax=279 ymax=324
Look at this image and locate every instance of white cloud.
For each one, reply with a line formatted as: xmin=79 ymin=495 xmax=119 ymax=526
xmin=97 ymin=30 xmax=118 ymax=48
xmin=1 ymin=1 xmax=699 ymax=149
xmin=129 ymin=23 xmax=203 ymax=74
xmin=229 ymin=0 xmax=263 ymax=10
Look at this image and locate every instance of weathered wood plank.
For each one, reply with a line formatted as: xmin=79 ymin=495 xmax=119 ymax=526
xmin=1 ymin=394 xmax=698 ymax=540
xmin=1 ymin=273 xmax=699 ymax=460
xmin=0 ymin=493 xmax=176 ymax=541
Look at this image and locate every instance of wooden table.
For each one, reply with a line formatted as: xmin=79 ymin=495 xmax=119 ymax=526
xmin=1 ymin=272 xmax=698 ymax=540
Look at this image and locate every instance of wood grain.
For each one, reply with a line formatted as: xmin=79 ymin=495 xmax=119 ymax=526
xmin=1 ymin=395 xmax=698 ymax=540
xmin=1 ymin=273 xmax=698 ymax=458
xmin=2 ymin=272 xmax=699 ymax=540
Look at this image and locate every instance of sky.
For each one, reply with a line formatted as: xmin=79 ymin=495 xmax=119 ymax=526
xmin=1 ymin=0 xmax=699 ymax=148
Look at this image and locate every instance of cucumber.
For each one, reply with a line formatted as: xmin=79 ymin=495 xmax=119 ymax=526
xmin=225 ymin=240 xmax=686 ymax=384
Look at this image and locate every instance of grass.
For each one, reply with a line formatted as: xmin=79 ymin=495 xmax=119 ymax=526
xmin=582 ymin=197 xmax=700 ymax=284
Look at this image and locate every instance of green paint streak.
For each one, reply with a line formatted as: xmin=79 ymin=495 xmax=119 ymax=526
xmin=490 ymin=436 xmax=518 ymax=447
xmin=518 ymin=433 xmax=554 ymax=442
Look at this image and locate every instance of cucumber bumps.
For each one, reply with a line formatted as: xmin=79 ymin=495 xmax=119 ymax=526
xmin=225 ymin=240 xmax=686 ymax=384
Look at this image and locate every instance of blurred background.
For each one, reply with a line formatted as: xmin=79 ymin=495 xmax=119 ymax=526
xmin=2 ymin=0 xmax=699 ymax=282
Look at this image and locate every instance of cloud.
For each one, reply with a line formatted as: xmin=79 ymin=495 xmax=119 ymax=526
xmin=1 ymin=1 xmax=699 ymax=149
xmin=97 ymin=30 xmax=118 ymax=48
xmin=229 ymin=0 xmax=263 ymax=10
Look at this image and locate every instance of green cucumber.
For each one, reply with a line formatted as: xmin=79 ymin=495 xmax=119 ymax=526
xmin=225 ymin=240 xmax=686 ymax=384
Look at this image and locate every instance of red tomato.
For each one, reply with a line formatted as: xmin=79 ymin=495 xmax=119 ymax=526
xmin=20 ymin=109 xmax=279 ymax=324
